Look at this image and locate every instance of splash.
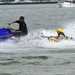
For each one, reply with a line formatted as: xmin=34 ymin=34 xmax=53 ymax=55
xmin=0 ymin=24 xmax=75 ymax=52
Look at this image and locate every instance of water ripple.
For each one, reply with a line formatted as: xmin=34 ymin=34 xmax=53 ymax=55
xmin=0 ymin=61 xmax=21 ymax=65
xmin=0 ymin=73 xmax=12 ymax=75
xmin=21 ymin=56 xmax=48 ymax=60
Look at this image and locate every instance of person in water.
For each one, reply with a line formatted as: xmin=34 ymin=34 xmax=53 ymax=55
xmin=8 ymin=16 xmax=28 ymax=36
xmin=48 ymin=28 xmax=70 ymax=42
xmin=56 ymin=28 xmax=69 ymax=41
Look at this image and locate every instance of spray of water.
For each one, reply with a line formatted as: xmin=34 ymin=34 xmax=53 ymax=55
xmin=0 ymin=22 xmax=75 ymax=52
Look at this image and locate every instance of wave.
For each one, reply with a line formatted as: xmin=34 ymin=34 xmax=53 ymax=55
xmin=0 ymin=23 xmax=75 ymax=52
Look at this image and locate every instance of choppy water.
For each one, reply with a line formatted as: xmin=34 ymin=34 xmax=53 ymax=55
xmin=0 ymin=4 xmax=75 ymax=75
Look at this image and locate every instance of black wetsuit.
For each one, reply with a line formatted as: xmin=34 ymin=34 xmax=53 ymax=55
xmin=57 ymin=32 xmax=69 ymax=39
xmin=58 ymin=32 xmax=65 ymax=37
xmin=16 ymin=20 xmax=28 ymax=35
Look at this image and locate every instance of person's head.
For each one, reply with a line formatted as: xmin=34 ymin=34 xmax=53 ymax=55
xmin=56 ymin=28 xmax=62 ymax=33
xmin=19 ymin=16 xmax=24 ymax=22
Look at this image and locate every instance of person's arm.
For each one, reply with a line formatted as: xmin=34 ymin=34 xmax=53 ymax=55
xmin=8 ymin=21 xmax=17 ymax=25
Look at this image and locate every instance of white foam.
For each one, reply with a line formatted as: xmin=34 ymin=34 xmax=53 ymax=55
xmin=0 ymin=23 xmax=75 ymax=52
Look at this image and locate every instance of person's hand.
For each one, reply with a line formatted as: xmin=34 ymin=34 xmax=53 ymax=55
xmin=8 ymin=22 xmax=11 ymax=25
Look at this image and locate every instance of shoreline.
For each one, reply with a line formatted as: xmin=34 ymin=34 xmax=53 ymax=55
xmin=0 ymin=1 xmax=58 ymax=5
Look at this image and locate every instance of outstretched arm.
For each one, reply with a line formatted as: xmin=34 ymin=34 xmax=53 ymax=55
xmin=8 ymin=21 xmax=17 ymax=25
